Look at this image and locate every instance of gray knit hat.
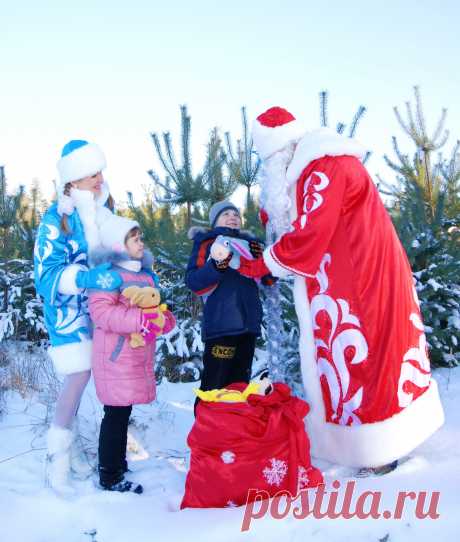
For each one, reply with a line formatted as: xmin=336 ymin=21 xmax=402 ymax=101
xmin=209 ymin=200 xmax=240 ymax=227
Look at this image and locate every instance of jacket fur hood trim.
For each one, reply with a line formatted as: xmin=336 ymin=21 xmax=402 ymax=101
xmin=90 ymin=247 xmax=154 ymax=269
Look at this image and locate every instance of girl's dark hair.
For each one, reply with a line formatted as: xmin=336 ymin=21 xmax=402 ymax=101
xmin=59 ymin=182 xmax=115 ymax=235
xmin=124 ymin=226 xmax=142 ymax=244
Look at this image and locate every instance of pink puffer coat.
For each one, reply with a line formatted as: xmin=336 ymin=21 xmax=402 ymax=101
xmin=89 ymin=263 xmax=175 ymax=406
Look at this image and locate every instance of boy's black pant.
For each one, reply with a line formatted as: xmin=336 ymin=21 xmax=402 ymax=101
xmin=98 ymin=405 xmax=132 ymax=485
xmin=195 ymin=333 xmax=256 ymax=414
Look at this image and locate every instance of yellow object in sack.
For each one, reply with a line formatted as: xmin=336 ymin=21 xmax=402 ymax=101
xmin=194 ymin=382 xmax=261 ymax=403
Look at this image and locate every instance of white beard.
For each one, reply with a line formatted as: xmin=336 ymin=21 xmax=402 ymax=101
xmin=260 ymin=144 xmax=295 ymax=239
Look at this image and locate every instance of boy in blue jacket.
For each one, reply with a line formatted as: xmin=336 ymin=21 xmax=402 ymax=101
xmin=186 ymin=201 xmax=274 ymax=406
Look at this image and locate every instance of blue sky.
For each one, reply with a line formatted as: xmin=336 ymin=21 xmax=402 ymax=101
xmin=1 ymin=0 xmax=459 ymax=205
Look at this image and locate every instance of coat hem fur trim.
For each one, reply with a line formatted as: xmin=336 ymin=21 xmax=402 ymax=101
xmin=48 ymin=339 xmax=92 ymax=375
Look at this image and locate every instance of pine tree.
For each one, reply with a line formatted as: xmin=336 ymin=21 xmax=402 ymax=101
xmin=202 ymin=127 xmax=238 ymax=210
xmin=379 ymin=86 xmax=460 ymax=367
xmin=225 ymin=107 xmax=261 ymax=231
xmin=149 ymin=105 xmax=207 ymax=228
xmin=0 ymin=166 xmax=24 ymax=261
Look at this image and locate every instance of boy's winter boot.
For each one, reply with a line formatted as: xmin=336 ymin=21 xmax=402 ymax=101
xmin=98 ymin=466 xmax=143 ymax=494
xmin=45 ymin=425 xmax=76 ymax=496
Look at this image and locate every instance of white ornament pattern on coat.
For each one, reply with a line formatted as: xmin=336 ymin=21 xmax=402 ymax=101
xmin=310 ymin=253 xmax=368 ymax=426
xmin=300 ymin=171 xmax=330 ymax=229
xmin=221 ymin=450 xmax=236 ymax=464
xmin=262 ymin=458 xmax=288 ymax=487
xmin=397 ymin=287 xmax=431 ymax=408
xmin=34 ymin=223 xmax=59 ymax=278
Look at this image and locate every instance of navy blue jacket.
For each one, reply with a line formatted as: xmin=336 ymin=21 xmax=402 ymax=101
xmin=185 ymin=227 xmax=263 ymax=341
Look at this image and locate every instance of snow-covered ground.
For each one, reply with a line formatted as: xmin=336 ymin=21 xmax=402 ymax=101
xmin=1 ymin=366 xmax=459 ymax=542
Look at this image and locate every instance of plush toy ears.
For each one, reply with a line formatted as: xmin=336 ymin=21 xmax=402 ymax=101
xmin=121 ymin=285 xmax=144 ymax=305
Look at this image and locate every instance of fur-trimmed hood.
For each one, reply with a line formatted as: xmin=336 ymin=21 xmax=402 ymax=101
xmin=90 ymin=247 xmax=154 ymax=269
xmin=188 ymin=225 xmax=258 ymax=242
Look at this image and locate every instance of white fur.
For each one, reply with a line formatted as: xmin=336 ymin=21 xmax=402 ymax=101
xmin=286 ymin=128 xmax=367 ymax=186
xmin=57 ymin=193 xmax=74 ymax=216
xmin=57 ymin=142 xmax=106 ymax=185
xmin=46 ymin=425 xmax=75 ymax=495
xmin=48 ymin=339 xmax=92 ymax=375
xmin=252 ymin=117 xmax=306 ymax=159
xmin=58 ymin=264 xmax=86 ymax=295
xmin=263 ymin=246 xmax=291 ymax=278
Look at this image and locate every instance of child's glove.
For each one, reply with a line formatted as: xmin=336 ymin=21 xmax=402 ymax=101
xmin=261 ymin=274 xmax=279 ymax=286
xmin=237 ymin=256 xmax=271 ymax=279
xmin=214 ymin=253 xmax=232 ymax=271
xmin=76 ymin=263 xmax=122 ymax=291
xmin=249 ymin=240 xmax=264 ymax=259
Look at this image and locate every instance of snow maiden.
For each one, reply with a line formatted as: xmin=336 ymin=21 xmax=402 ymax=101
xmin=34 ymin=140 xmax=122 ymax=494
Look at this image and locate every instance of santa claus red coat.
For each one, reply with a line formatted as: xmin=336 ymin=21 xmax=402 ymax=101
xmin=254 ymin=110 xmax=444 ymax=468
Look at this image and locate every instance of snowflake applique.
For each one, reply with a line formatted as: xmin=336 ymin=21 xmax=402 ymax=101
xmin=297 ymin=466 xmax=310 ymax=492
xmin=226 ymin=500 xmax=238 ymax=508
xmin=221 ymin=451 xmax=236 ymax=464
xmin=96 ymin=272 xmax=114 ymax=289
xmin=262 ymin=458 xmax=288 ymax=487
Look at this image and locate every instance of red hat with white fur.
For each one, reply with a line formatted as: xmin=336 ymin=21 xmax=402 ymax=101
xmin=252 ymin=106 xmax=305 ymax=159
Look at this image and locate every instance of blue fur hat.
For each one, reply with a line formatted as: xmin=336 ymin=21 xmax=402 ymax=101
xmin=57 ymin=140 xmax=107 ymax=186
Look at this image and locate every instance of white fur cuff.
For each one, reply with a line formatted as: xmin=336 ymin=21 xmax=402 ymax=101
xmin=263 ymin=246 xmax=292 ymax=278
xmin=58 ymin=264 xmax=86 ymax=295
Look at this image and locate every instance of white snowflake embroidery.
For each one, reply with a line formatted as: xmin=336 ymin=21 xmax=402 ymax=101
xmin=96 ymin=272 xmax=114 ymax=289
xmin=226 ymin=500 xmax=238 ymax=508
xmin=221 ymin=451 xmax=236 ymax=464
xmin=297 ymin=466 xmax=310 ymax=492
xmin=262 ymin=458 xmax=288 ymax=487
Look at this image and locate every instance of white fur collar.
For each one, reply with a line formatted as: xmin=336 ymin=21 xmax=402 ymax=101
xmin=286 ymin=128 xmax=367 ymax=186
xmin=57 ymin=181 xmax=110 ymax=216
xmin=57 ymin=182 xmax=112 ymax=252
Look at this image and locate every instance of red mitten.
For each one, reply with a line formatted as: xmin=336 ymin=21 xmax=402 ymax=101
xmin=238 ymin=256 xmax=271 ymax=279
xmin=259 ymin=208 xmax=269 ymax=229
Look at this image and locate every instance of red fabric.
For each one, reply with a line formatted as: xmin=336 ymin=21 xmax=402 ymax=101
xmin=238 ymin=255 xmax=271 ymax=279
xmin=257 ymin=106 xmax=296 ymax=127
xmin=181 ymin=383 xmax=323 ymax=509
xmin=270 ymin=155 xmax=431 ymax=425
xmin=259 ymin=208 xmax=269 ymax=228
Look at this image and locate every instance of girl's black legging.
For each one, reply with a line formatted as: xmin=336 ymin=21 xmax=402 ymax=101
xmin=98 ymin=404 xmax=132 ymax=484
xmin=195 ymin=333 xmax=256 ymax=414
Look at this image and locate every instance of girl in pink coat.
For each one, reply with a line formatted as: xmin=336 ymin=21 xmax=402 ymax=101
xmin=89 ymin=214 xmax=176 ymax=493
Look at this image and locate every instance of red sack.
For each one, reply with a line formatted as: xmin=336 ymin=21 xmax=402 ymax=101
xmin=181 ymin=382 xmax=323 ymax=509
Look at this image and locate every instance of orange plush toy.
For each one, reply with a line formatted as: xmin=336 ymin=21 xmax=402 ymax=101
xmin=121 ymin=285 xmax=168 ymax=348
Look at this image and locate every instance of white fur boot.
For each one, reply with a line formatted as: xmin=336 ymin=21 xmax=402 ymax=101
xmin=45 ymin=425 xmax=76 ymax=497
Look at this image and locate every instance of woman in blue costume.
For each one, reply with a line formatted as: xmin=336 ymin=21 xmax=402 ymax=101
xmin=34 ymin=140 xmax=122 ymax=495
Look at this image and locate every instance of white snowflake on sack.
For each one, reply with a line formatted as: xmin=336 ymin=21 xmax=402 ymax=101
xmin=226 ymin=500 xmax=238 ymax=508
xmin=263 ymin=458 xmax=288 ymax=487
xmin=221 ymin=451 xmax=236 ymax=464
xmin=96 ymin=272 xmax=114 ymax=290
xmin=297 ymin=466 xmax=310 ymax=492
